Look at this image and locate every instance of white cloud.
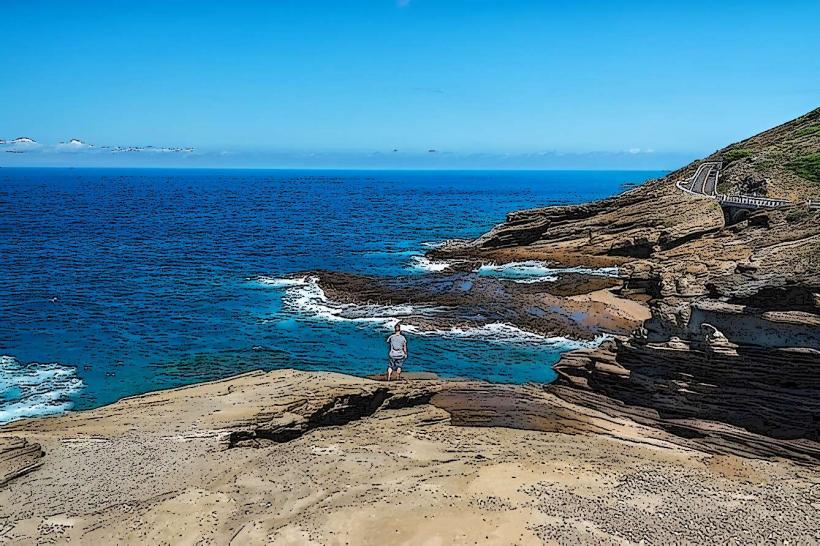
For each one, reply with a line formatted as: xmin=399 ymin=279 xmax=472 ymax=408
xmin=56 ymin=138 xmax=93 ymax=152
xmin=0 ymin=136 xmax=41 ymax=153
xmin=1 ymin=136 xmax=196 ymax=157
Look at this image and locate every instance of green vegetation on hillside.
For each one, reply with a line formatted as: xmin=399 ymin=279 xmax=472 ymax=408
xmin=794 ymin=124 xmax=820 ymax=137
xmin=717 ymin=179 xmax=732 ymax=194
xmin=785 ymin=153 xmax=820 ymax=184
xmin=723 ymin=147 xmax=755 ymax=162
xmin=785 ymin=207 xmax=813 ymax=223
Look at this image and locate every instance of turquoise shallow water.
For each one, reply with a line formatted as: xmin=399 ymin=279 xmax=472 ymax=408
xmin=0 ymin=168 xmax=664 ymax=422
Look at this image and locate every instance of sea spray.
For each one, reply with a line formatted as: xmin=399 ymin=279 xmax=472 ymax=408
xmin=0 ymin=355 xmax=84 ymax=424
xmin=256 ymin=275 xmax=444 ymax=326
xmin=476 ymin=261 xmax=619 ymax=283
xmin=403 ymin=322 xmax=610 ymax=347
xmin=407 ymin=255 xmax=453 ymax=273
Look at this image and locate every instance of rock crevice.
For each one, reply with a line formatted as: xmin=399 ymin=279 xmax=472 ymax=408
xmin=227 ymin=386 xmax=437 ymax=448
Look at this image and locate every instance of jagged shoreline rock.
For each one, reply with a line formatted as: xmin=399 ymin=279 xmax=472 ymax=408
xmin=553 ymin=339 xmax=820 ymax=460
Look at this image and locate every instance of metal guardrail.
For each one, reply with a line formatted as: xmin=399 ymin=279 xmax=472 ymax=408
xmin=717 ymin=195 xmax=791 ymax=208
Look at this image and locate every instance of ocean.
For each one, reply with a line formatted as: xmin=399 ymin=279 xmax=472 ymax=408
xmin=0 ymin=168 xmax=663 ymax=423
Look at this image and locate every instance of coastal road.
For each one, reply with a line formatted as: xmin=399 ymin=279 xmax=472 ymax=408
xmin=686 ymin=161 xmax=721 ymax=196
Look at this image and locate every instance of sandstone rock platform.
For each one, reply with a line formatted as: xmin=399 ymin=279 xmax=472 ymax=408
xmin=1 ymin=369 xmax=817 ymax=544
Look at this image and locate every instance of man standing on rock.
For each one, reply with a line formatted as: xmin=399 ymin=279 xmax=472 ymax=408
xmin=386 ymin=323 xmax=408 ymax=381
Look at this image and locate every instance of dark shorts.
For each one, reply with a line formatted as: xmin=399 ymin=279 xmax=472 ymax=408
xmin=388 ymin=356 xmax=406 ymax=371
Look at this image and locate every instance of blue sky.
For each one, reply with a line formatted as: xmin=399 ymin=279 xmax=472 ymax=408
xmin=1 ymin=0 xmax=818 ymax=169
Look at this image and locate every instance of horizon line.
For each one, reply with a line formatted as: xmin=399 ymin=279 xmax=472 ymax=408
xmin=0 ymin=165 xmax=673 ymax=173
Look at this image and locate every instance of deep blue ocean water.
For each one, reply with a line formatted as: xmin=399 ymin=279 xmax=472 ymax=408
xmin=0 ymin=168 xmax=663 ymax=422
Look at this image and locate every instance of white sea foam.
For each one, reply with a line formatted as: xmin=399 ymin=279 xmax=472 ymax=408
xmin=258 ymin=275 xmax=440 ymax=327
xmin=254 ymin=275 xmax=310 ymax=288
xmin=408 ymin=255 xmax=452 ymax=272
xmin=0 ymin=355 xmax=84 ymax=424
xmin=477 ymin=261 xmax=619 ymax=283
xmin=405 ymin=322 xmax=609 ymax=348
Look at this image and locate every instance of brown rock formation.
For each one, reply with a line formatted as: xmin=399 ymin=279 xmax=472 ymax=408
xmin=430 ymin=170 xmax=724 ymax=267
xmin=432 ymin=109 xmax=820 ymax=454
xmin=554 ymin=339 xmax=820 ymax=455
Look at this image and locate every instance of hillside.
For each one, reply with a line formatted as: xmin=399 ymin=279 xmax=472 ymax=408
xmin=714 ymin=107 xmax=820 ymax=200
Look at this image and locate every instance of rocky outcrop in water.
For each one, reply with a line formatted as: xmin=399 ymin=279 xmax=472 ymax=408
xmin=308 ymin=269 xmax=645 ymax=339
xmin=430 ymin=170 xmax=724 ymax=267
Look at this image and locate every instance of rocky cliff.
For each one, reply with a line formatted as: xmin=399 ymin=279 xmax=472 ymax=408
xmin=432 ymin=108 xmax=820 ymax=453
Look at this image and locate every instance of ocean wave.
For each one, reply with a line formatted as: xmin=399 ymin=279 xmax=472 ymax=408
xmin=257 ymin=275 xmax=442 ymax=327
xmin=0 ymin=355 xmax=84 ymax=424
xmin=404 ymin=322 xmax=609 ymax=348
xmin=407 ymin=255 xmax=452 ymax=272
xmin=420 ymin=240 xmax=446 ymax=249
xmin=254 ymin=275 xmax=310 ymax=288
xmin=477 ymin=261 xmax=619 ymax=283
